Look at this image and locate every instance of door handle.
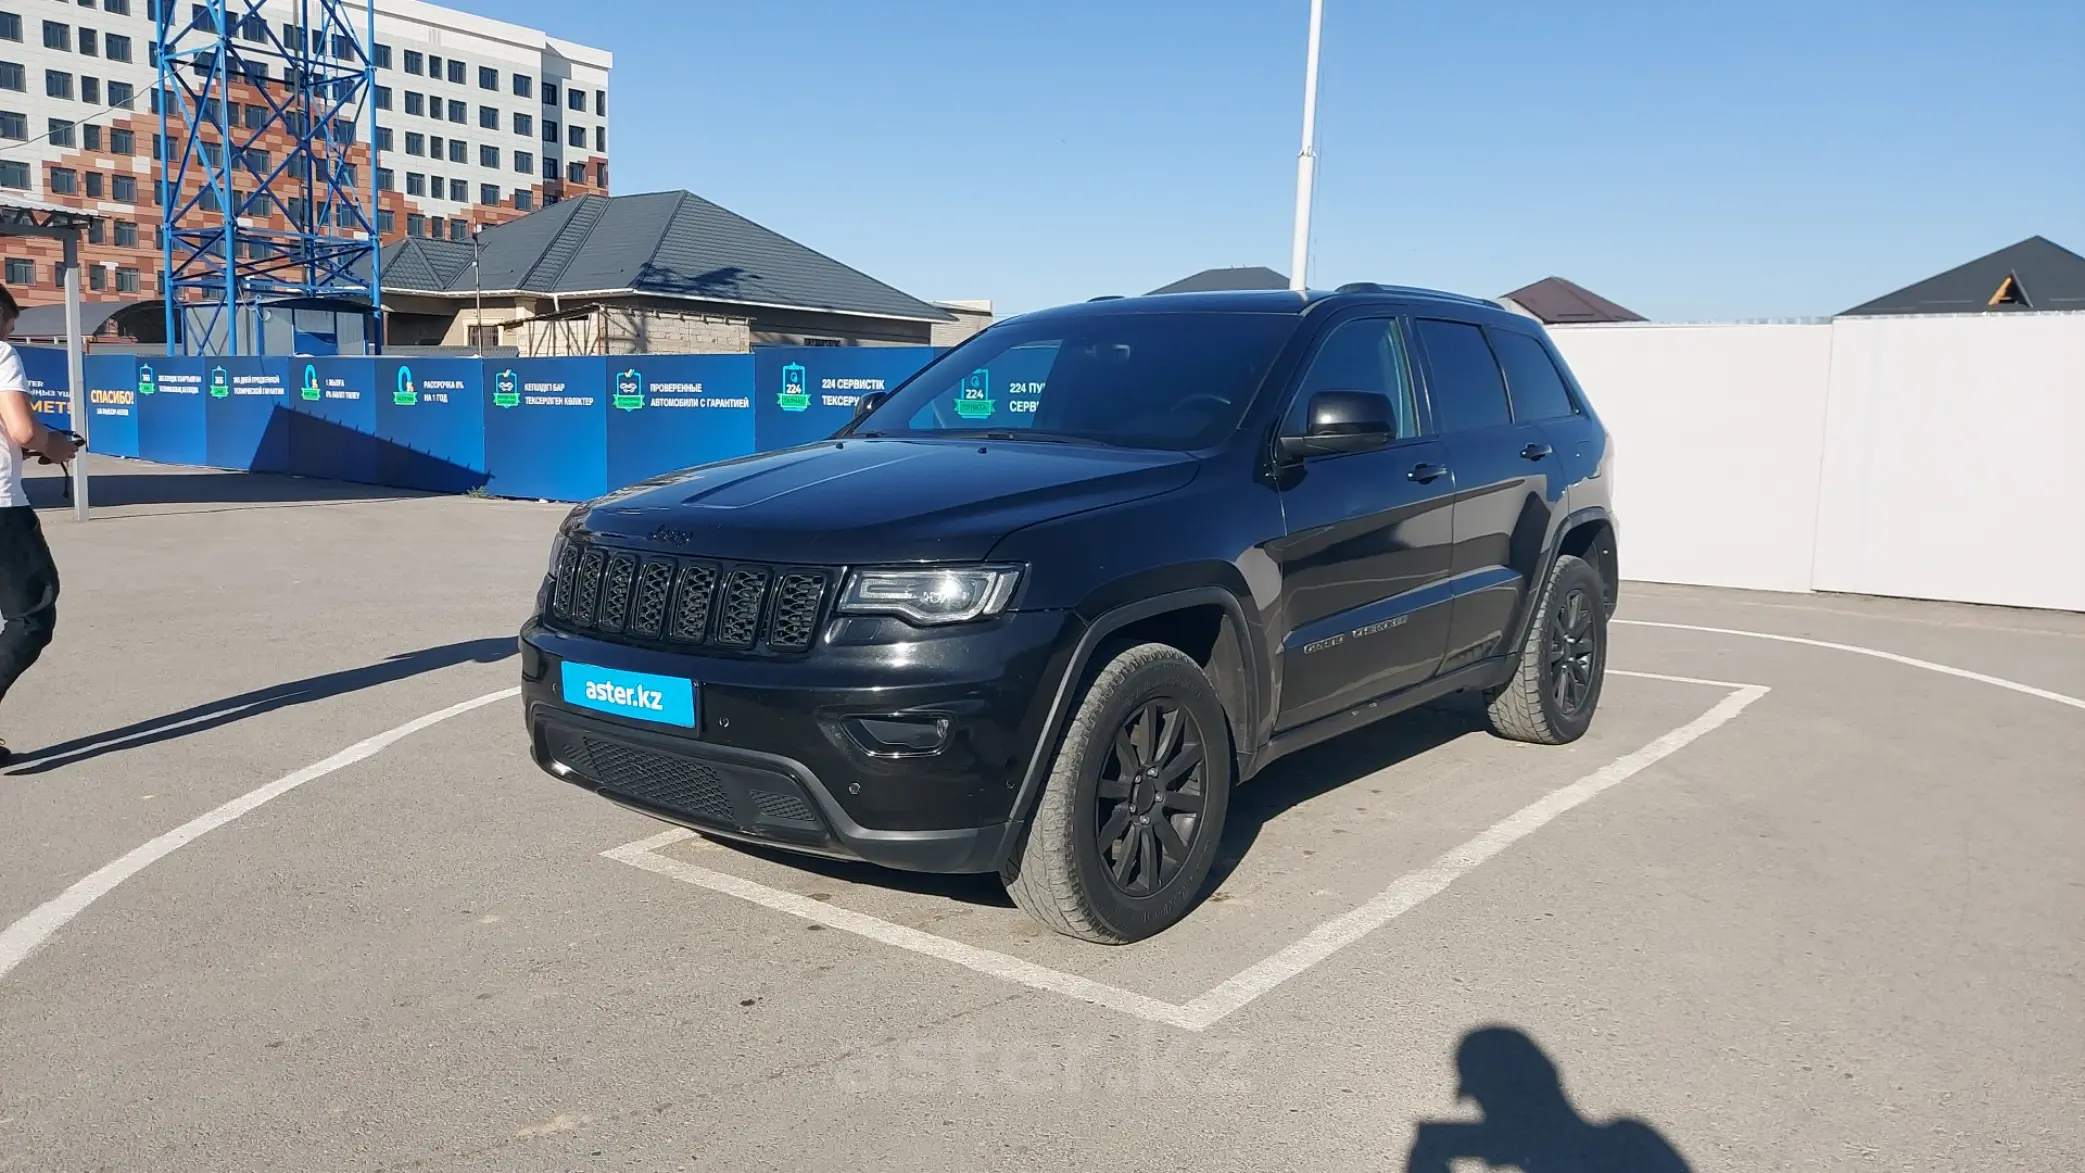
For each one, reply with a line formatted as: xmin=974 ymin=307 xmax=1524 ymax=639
xmin=1408 ymin=462 xmax=1449 ymax=483
xmin=1520 ymin=443 xmax=1553 ymax=461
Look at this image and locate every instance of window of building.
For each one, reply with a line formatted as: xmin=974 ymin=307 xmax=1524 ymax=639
xmin=403 ymin=91 xmax=422 ymax=116
xmin=78 ymin=27 xmax=96 ymax=56
xmin=567 ymin=86 xmax=584 ymax=111
xmin=1413 ymin=319 xmax=1512 ymax=433
xmin=331 ymin=34 xmax=351 ymax=60
xmin=542 ymin=118 xmax=556 ymax=142
xmin=331 ymin=118 xmax=354 ymax=144
xmin=46 ymin=117 xmax=74 ymax=147
xmin=426 ymin=53 xmax=440 ymax=77
xmin=448 ymin=177 xmax=465 ymax=201
xmin=513 ymin=189 xmax=532 ymax=212
xmin=376 ymin=166 xmax=393 ymax=190
xmin=404 ymin=130 xmax=423 ymax=155
xmin=542 ymin=155 xmax=557 ymax=181
xmin=402 ymin=49 xmax=421 ymax=75
xmin=81 ymin=122 xmax=99 ymax=149
xmin=445 ymin=58 xmax=463 ymax=84
xmin=422 ymin=216 xmax=439 ymax=239
xmin=478 ymin=104 xmax=496 ymax=129
xmin=372 ymin=43 xmax=390 ymax=69
xmin=106 ymin=79 xmax=130 ymax=107
xmin=83 ymin=172 xmax=101 ymax=198
xmin=511 ymin=73 xmax=530 ymax=98
xmin=512 ymin=111 xmax=531 ymax=136
xmin=477 ymin=65 xmax=496 ymax=91
xmin=478 ymin=144 xmax=497 ymax=168
xmin=594 ymin=161 xmax=607 ymax=188
xmin=110 ymin=127 xmax=132 ymax=154
xmin=105 ymin=0 xmax=131 ymax=13
xmin=0 ymin=13 xmax=17 ymax=43
xmin=375 ymin=125 xmax=392 ymax=151
xmin=567 ymin=160 xmax=584 ymax=184
xmin=479 ymin=182 xmax=498 ymax=205
xmin=78 ymin=75 xmax=96 ymax=103
xmin=0 ymin=110 xmax=21 ymax=139
xmin=567 ymin=123 xmax=583 ymax=148
xmin=595 ymin=89 xmax=605 ymax=116
xmin=114 ymin=219 xmax=136 ymax=247
xmin=112 ymin=172 xmax=134 ymax=200
xmin=404 ymin=212 xmax=423 ymax=236
xmin=446 ymin=98 xmax=464 ymax=123
xmin=3 ymin=258 xmax=31 ymax=284
xmin=541 ymin=80 xmax=557 ymax=106
xmin=45 ymin=70 xmax=72 ymax=99
xmin=0 ymin=159 xmax=26 ymax=188
xmin=448 ymin=217 xmax=466 ymax=241
xmin=243 ymin=103 xmax=265 ymax=130
xmin=373 ymin=84 xmax=390 ymax=110
xmin=426 ymin=172 xmax=442 ymax=197
xmin=513 ymin=149 xmax=532 ymax=174
xmin=42 ymin=21 xmax=69 ymax=51
xmin=376 ymin=207 xmax=394 ymax=233
xmin=428 ymin=133 xmax=442 ymax=155
xmin=88 ymin=264 xmax=106 ymax=291
xmin=405 ymin=171 xmax=424 ymax=195
xmin=0 ymin=62 xmax=21 ymax=92
xmin=116 ymin=267 xmax=139 ymax=292
xmin=446 ymin=138 xmax=465 ymax=163
xmin=236 ymin=13 xmax=262 ymax=41
xmin=336 ymin=161 xmax=355 ymax=187
xmin=594 ymin=125 xmax=604 ymax=152
xmin=48 ymin=166 xmax=77 ymax=194
xmin=105 ymin=33 xmax=129 ymax=61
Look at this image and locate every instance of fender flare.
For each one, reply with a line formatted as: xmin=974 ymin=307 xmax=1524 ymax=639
xmin=992 ymin=586 xmax=1262 ymax=864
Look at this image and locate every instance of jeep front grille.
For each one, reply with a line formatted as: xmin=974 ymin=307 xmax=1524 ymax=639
xmin=549 ymin=538 xmax=832 ymax=655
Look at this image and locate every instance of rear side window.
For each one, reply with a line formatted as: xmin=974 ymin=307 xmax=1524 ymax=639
xmin=1413 ymin=319 xmax=1511 ymax=433
xmin=1284 ymin=317 xmax=1419 ymax=439
xmin=1490 ymin=329 xmax=1578 ymax=421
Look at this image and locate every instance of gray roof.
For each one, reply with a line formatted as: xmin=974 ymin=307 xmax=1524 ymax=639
xmin=1840 ymin=236 xmax=2085 ymax=317
xmin=1147 ymin=266 xmax=1290 ymax=295
xmin=378 ymin=190 xmax=951 ymax=322
xmin=10 ymin=297 xmax=148 ymax=338
xmin=1498 ymin=277 xmax=1646 ymax=324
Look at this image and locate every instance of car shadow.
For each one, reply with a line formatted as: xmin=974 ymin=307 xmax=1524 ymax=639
xmin=1406 ymin=1025 xmax=1693 ymax=1171
xmin=4 ymin=637 xmax=517 ymax=775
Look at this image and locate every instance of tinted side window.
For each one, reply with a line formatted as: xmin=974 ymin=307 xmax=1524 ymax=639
xmin=1414 ymin=319 xmax=1511 ymax=433
xmin=1490 ymin=329 xmax=1577 ymax=421
xmin=1284 ymin=318 xmax=1419 ymax=439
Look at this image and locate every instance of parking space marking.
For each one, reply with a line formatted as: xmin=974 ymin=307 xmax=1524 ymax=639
xmin=605 ymin=673 xmax=1769 ymax=1032
xmin=1616 ymin=619 xmax=2085 ymax=710
xmin=0 ymin=687 xmax=521 ymax=985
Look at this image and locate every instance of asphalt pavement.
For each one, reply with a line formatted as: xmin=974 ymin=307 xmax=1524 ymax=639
xmin=2 ymin=457 xmax=2079 ymax=1172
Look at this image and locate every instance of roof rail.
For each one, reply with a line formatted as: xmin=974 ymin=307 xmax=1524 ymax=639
xmin=1087 ymin=294 xmax=1124 ymax=301
xmin=1331 ymin=282 xmax=1499 ymax=308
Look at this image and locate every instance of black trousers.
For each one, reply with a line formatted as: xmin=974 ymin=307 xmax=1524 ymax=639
xmin=0 ymin=505 xmax=58 ymax=707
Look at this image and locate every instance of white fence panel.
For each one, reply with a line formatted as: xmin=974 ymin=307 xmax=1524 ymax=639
xmin=1548 ymin=323 xmax=1834 ymax=593
xmin=1811 ymin=313 xmax=2085 ymax=611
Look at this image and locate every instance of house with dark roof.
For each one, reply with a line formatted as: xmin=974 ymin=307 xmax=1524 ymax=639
xmin=1839 ymin=236 xmax=2085 ymax=317
xmin=1497 ymin=277 xmax=1646 ymax=325
xmin=1146 ymin=266 xmax=1290 ymax=296
xmin=376 ymin=189 xmax=961 ymax=353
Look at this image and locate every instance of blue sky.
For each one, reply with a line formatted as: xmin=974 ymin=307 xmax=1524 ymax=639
xmin=453 ymin=0 xmax=2082 ymax=320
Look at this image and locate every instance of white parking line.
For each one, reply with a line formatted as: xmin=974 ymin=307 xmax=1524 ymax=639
xmin=606 ymin=674 xmax=1768 ymax=1032
xmin=0 ymin=687 xmax=520 ymax=984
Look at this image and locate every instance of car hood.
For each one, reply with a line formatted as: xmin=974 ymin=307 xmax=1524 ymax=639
xmin=574 ymin=437 xmax=1199 ymax=563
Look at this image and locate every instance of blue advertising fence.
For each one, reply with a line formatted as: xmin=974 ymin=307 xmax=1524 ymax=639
xmin=14 ymin=345 xmax=943 ymax=501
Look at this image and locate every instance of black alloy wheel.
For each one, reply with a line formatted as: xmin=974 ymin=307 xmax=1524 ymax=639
xmin=1093 ymin=699 xmax=1207 ymax=897
xmin=1548 ymin=584 xmax=1599 ymax=718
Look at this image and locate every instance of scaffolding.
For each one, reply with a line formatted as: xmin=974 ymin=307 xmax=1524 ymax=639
xmin=155 ymin=1 xmax=380 ymax=355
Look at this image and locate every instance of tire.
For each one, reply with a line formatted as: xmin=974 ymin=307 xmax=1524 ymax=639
xmin=1482 ymin=553 xmax=1608 ymax=745
xmin=1001 ymin=642 xmax=1233 ymax=944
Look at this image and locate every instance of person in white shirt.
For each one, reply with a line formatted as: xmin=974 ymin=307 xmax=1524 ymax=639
xmin=0 ymin=283 xmax=79 ymax=765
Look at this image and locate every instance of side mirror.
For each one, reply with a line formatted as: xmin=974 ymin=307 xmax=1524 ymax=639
xmin=1278 ymin=390 xmax=1397 ymax=459
xmin=853 ymin=389 xmax=890 ymax=418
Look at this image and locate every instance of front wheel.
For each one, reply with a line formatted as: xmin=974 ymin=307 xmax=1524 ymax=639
xmin=1482 ymin=553 xmax=1608 ymax=745
xmin=1001 ymin=643 xmax=1232 ymax=944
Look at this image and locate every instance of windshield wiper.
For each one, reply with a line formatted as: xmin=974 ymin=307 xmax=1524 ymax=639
xmin=937 ymin=429 xmax=1106 ymax=446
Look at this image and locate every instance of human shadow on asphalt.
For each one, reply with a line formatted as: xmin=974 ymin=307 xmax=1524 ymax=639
xmin=1407 ymin=1025 xmax=1692 ymax=1172
xmin=3 ymin=638 xmax=516 ymax=775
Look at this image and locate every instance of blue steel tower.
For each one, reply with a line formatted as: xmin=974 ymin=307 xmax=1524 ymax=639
xmin=155 ymin=1 xmax=381 ymax=355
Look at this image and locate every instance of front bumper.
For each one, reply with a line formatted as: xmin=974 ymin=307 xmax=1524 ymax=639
xmin=519 ymin=609 xmax=1079 ymax=873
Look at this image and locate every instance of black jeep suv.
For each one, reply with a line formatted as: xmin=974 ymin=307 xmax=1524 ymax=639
xmin=519 ymin=286 xmax=1618 ymax=943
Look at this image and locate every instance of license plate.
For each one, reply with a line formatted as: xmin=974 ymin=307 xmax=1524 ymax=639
xmin=560 ymin=662 xmax=697 ymax=728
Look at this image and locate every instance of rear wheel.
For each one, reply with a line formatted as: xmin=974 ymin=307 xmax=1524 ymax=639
xmin=1482 ymin=553 xmax=1607 ymax=745
xmin=1001 ymin=643 xmax=1232 ymax=944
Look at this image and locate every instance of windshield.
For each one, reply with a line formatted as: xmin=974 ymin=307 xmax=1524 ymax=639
xmin=852 ymin=311 xmax=1295 ymax=451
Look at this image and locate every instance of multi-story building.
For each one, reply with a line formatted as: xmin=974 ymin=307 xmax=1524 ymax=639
xmin=0 ymin=0 xmax=609 ymax=311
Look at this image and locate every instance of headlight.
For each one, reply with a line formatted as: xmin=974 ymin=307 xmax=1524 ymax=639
xmin=837 ymin=565 xmax=1023 ymax=625
xmin=546 ymin=533 xmax=568 ymax=576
